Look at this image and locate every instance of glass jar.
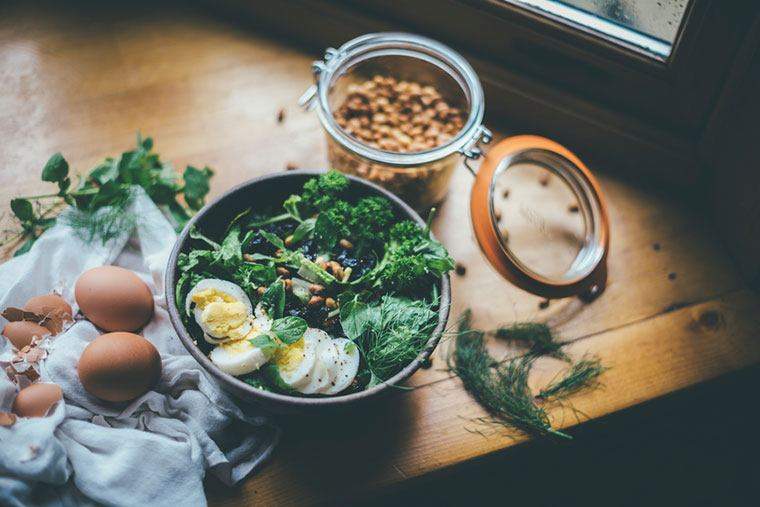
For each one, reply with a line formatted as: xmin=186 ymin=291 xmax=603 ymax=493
xmin=300 ymin=32 xmax=492 ymax=210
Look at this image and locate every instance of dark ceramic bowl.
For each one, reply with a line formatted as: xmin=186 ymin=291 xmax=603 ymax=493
xmin=165 ymin=170 xmax=451 ymax=411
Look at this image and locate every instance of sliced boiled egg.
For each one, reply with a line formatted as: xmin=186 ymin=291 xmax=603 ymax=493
xmin=185 ymin=279 xmax=254 ymax=342
xmin=321 ymin=338 xmax=360 ymax=395
xmin=273 ymin=328 xmax=319 ymax=390
xmin=300 ymin=331 xmax=340 ymax=395
xmin=209 ymin=338 xmax=269 ymax=376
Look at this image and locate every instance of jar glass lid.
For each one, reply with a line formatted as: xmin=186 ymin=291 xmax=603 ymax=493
xmin=470 ymin=135 xmax=610 ymax=299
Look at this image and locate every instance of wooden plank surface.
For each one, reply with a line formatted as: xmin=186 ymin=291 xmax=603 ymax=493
xmin=1 ymin=2 xmax=758 ymax=505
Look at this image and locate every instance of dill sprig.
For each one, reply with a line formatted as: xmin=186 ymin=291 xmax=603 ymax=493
xmin=350 ymin=293 xmax=438 ymax=383
xmin=451 ymin=310 xmax=571 ymax=439
xmin=493 ymin=322 xmax=568 ymax=360
xmin=451 ymin=310 xmax=607 ymax=440
xmin=58 ymin=188 xmax=136 ymax=243
xmin=537 ymin=356 xmax=606 ymax=400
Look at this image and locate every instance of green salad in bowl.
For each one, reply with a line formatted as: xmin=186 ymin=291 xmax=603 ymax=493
xmin=172 ymin=170 xmax=453 ymax=398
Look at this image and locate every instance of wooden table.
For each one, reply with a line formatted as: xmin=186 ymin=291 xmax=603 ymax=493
xmin=2 ymin=2 xmax=759 ymax=505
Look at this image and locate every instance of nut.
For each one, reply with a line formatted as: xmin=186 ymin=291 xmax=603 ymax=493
xmin=339 ymin=239 xmax=353 ymax=249
xmin=325 ymin=297 xmax=337 ymax=309
xmin=333 ymin=75 xmax=467 ymax=155
xmin=276 ymin=267 xmax=291 ymax=277
xmin=309 ymin=284 xmax=325 ymax=294
xmin=308 ymin=296 xmax=324 ymax=307
xmin=283 ymin=279 xmax=293 ymax=291
xmin=257 ymin=287 xmax=267 ymax=296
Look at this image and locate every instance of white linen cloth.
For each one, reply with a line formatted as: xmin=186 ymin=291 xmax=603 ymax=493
xmin=0 ymin=189 xmax=280 ymax=506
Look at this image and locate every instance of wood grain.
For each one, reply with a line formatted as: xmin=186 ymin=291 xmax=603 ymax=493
xmin=0 ymin=2 xmax=758 ymax=505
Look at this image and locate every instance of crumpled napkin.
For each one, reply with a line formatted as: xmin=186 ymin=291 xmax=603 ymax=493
xmin=0 ymin=189 xmax=280 ymax=507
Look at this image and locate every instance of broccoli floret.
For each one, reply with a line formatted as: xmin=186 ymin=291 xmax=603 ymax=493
xmin=348 ymin=196 xmax=394 ymax=252
xmin=389 ymin=220 xmax=425 ymax=243
xmin=314 ymin=199 xmax=351 ymax=251
xmin=301 ymin=170 xmax=350 ymax=213
xmin=375 ymin=219 xmax=455 ymax=293
xmin=378 ymin=254 xmax=429 ymax=292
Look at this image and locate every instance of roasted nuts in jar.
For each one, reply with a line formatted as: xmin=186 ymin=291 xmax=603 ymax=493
xmin=333 ymin=75 xmax=467 ymax=153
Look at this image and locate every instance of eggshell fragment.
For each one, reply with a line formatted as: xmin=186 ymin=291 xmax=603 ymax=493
xmin=75 ymin=266 xmax=154 ymax=332
xmin=78 ymin=332 xmax=162 ymax=402
xmin=12 ymin=383 xmax=63 ymax=418
xmin=24 ymin=294 xmax=72 ymax=321
xmin=2 ymin=321 xmax=50 ymax=349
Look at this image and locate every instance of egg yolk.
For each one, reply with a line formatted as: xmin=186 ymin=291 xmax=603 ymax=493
xmin=274 ymin=338 xmax=305 ymax=373
xmin=219 ymin=338 xmax=254 ymax=354
xmin=192 ymin=289 xmax=250 ymax=338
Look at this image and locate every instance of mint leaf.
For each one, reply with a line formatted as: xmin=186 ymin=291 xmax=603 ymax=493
xmin=89 ymin=159 xmax=119 ymax=185
xmin=218 ymin=226 xmax=242 ymax=271
xmin=339 ymin=292 xmax=378 ymax=341
xmin=10 ymin=199 xmax=34 ymax=222
xmin=271 ymin=316 xmax=308 ymax=344
xmin=14 ymin=235 xmax=37 ymax=256
xmin=291 ymin=217 xmax=315 ymax=243
xmin=258 ymin=229 xmax=285 ymax=251
xmin=189 ymin=226 xmax=220 ymax=249
xmin=41 ymin=153 xmax=69 ymax=183
xmin=183 ymin=166 xmax=213 ymax=211
xmin=261 ymin=280 xmax=285 ymax=319
xmin=250 ymin=333 xmax=280 ymax=357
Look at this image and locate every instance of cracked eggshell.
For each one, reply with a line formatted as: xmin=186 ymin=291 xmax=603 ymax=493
xmin=2 ymin=321 xmax=50 ymax=349
xmin=12 ymin=383 xmax=63 ymax=418
xmin=23 ymin=294 xmax=72 ymax=321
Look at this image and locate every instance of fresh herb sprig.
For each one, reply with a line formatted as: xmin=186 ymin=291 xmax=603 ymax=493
xmin=340 ymin=291 xmax=439 ymax=384
xmin=2 ymin=134 xmax=214 ymax=256
xmin=452 ymin=310 xmax=606 ymax=440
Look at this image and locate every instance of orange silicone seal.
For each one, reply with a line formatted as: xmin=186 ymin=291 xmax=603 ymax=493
xmin=470 ymin=135 xmax=610 ymax=300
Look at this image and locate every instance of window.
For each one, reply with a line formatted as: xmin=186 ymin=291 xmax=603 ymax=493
xmin=508 ymin=0 xmax=690 ymax=58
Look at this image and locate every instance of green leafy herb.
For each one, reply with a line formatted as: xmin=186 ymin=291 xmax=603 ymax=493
xmin=451 ymin=310 xmax=607 ymax=440
xmin=343 ymin=293 xmax=437 ymax=382
xmin=183 ymin=166 xmax=214 ymax=211
xmin=290 ymin=217 xmax=315 ymax=243
xmin=537 ymin=357 xmax=605 ymax=400
xmin=2 ymin=134 xmax=214 ymax=256
xmin=261 ymin=281 xmax=285 ymax=319
xmin=452 ymin=310 xmax=570 ymax=439
xmin=300 ymin=169 xmax=349 ymax=213
xmin=366 ymin=218 xmax=454 ymax=293
xmin=494 ymin=322 xmax=568 ymax=360
xmin=271 ymin=316 xmax=308 ymax=344
xmin=347 ymin=196 xmax=394 ymax=253
xmin=250 ymin=333 xmax=280 ymax=357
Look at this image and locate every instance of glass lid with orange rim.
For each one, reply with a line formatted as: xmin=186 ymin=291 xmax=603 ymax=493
xmin=470 ymin=135 xmax=610 ymax=300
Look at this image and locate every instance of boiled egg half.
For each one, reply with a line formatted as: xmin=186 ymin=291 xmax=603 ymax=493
xmin=186 ymin=279 xmax=272 ymax=376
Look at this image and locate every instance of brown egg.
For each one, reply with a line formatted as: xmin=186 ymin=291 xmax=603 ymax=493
xmin=24 ymin=293 xmax=72 ymax=320
xmin=12 ymin=383 xmax=63 ymax=418
xmin=78 ymin=332 xmax=161 ymax=402
xmin=1 ymin=321 xmax=50 ymax=349
xmin=75 ymin=266 xmax=154 ymax=332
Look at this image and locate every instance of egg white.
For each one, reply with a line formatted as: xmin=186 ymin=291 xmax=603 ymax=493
xmin=321 ymin=338 xmax=360 ymax=395
xmin=299 ymin=333 xmax=340 ymax=395
xmin=209 ymin=339 xmax=268 ymax=376
xmin=277 ymin=328 xmax=320 ymax=390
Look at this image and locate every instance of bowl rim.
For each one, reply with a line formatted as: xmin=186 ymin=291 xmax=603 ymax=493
xmin=165 ymin=170 xmax=451 ymax=407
